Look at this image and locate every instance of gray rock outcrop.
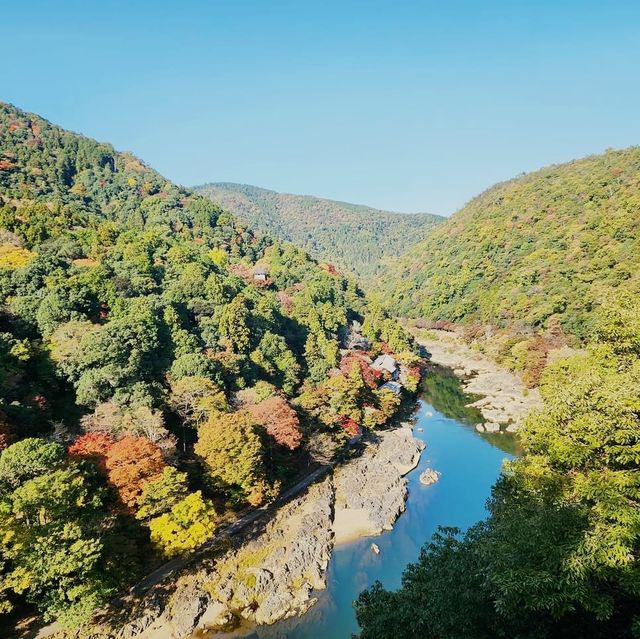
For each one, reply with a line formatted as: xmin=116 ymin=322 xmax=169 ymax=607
xmin=419 ymin=468 xmax=441 ymax=486
xmin=418 ymin=331 xmax=542 ymax=432
xmin=332 ymin=429 xmax=424 ymax=542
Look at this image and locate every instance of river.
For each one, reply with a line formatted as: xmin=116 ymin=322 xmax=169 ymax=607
xmin=224 ymin=368 xmax=515 ymax=639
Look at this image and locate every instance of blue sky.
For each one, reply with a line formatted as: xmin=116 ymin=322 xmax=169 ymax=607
xmin=3 ymin=1 xmax=640 ymax=215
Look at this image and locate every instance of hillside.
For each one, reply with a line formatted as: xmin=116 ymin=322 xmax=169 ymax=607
xmin=379 ymin=147 xmax=640 ymax=342
xmin=0 ymin=102 xmax=418 ymax=626
xmin=194 ymin=182 xmax=444 ymax=280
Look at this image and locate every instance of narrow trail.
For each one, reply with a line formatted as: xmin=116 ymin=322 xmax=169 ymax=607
xmin=131 ymin=463 xmax=333 ymax=596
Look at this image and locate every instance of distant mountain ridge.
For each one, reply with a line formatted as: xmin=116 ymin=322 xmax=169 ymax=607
xmin=194 ymin=182 xmax=444 ymax=280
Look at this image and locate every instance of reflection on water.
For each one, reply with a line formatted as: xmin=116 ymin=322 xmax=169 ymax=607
xmin=421 ymin=364 xmax=484 ymax=426
xmin=217 ymin=369 xmax=516 ymax=639
xmin=421 ymin=365 xmax=522 ymax=456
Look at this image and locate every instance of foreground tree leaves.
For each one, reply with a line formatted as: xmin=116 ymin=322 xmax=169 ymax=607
xmin=0 ymin=453 xmax=113 ymax=626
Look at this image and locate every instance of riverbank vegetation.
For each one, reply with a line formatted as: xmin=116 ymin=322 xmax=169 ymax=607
xmin=355 ymin=293 xmax=640 ymax=638
xmin=380 ymin=147 xmax=640 ymax=385
xmin=0 ymin=102 xmax=420 ymax=627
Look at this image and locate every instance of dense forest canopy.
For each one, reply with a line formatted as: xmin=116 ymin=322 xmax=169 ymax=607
xmin=356 ymin=150 xmax=640 ymax=638
xmin=379 ymin=147 xmax=640 ymax=342
xmin=0 ymin=102 xmax=418 ymax=626
xmin=194 ymin=182 xmax=443 ymax=280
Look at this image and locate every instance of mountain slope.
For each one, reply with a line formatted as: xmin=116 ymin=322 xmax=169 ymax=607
xmin=194 ymin=182 xmax=444 ymax=280
xmin=0 ymin=102 xmax=418 ymax=626
xmin=379 ymin=147 xmax=640 ymax=341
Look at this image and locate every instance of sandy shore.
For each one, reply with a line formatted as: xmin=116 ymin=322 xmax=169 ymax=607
xmin=332 ymin=428 xmax=424 ymax=545
xmin=333 ymin=507 xmax=380 ymax=544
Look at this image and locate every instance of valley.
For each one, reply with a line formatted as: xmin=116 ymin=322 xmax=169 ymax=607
xmin=1 ymin=101 xmax=638 ymax=639
xmin=36 ymin=362 xmax=514 ymax=639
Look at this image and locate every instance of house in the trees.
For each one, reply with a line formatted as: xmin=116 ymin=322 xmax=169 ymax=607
xmin=380 ymin=380 xmax=403 ymax=395
xmin=253 ymin=265 xmax=268 ymax=283
xmin=342 ymin=320 xmax=371 ymax=351
xmin=372 ymin=354 xmax=399 ymax=380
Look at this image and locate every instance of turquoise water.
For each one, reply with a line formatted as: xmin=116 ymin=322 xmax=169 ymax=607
xmin=230 ymin=374 xmax=514 ymax=638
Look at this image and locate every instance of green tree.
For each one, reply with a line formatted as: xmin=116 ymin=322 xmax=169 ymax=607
xmin=0 ymin=462 xmax=111 ymax=627
xmin=0 ymin=438 xmax=65 ymax=488
xmin=250 ymin=331 xmax=300 ymax=395
xmin=168 ymin=375 xmax=229 ymax=427
xmin=218 ymin=295 xmax=251 ymax=354
xmin=194 ymin=410 xmax=268 ymax=506
xmin=136 ymin=467 xmax=190 ymax=522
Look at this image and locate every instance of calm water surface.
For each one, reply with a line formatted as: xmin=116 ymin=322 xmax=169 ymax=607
xmin=226 ymin=370 xmax=515 ymax=638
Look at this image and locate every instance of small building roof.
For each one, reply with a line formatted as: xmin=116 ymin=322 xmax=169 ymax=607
xmin=253 ymin=265 xmax=268 ymax=275
xmin=380 ymin=381 xmax=403 ymax=395
xmin=372 ymin=354 xmax=398 ymax=374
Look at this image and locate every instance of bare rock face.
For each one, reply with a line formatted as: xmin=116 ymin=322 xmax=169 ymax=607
xmin=419 ymin=468 xmax=441 ymax=486
xmin=376 ymin=428 xmax=426 ymax=476
xmin=200 ymin=477 xmax=335 ymax=628
xmin=113 ymin=479 xmax=335 ymax=639
xmin=166 ymin=583 xmax=212 ymax=637
xmin=332 ymin=429 xmax=424 ymax=543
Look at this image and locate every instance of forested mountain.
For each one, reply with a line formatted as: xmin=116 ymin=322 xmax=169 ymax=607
xmin=355 ymin=150 xmax=640 ymax=638
xmin=0 ymin=102 xmax=419 ymax=626
xmin=379 ymin=147 xmax=640 ymax=341
xmin=194 ymin=182 xmax=443 ymax=280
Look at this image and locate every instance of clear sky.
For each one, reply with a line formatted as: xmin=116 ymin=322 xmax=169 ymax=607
xmin=3 ymin=0 xmax=640 ymax=215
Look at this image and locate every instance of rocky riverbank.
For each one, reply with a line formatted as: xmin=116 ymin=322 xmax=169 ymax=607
xmin=332 ymin=427 xmax=424 ymax=543
xmin=46 ymin=426 xmax=424 ymax=639
xmin=417 ymin=330 xmax=542 ymax=432
xmin=128 ymin=477 xmax=336 ymax=638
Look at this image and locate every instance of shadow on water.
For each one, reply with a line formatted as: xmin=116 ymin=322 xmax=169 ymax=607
xmin=213 ymin=367 xmax=517 ymax=639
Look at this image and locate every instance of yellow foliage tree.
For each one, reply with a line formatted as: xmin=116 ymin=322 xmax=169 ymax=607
xmin=208 ymin=247 xmax=228 ymax=267
xmin=0 ymin=245 xmax=34 ymax=269
xmin=148 ymin=491 xmax=217 ymax=557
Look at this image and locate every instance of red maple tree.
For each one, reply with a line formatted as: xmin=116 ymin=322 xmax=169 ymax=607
xmin=104 ymin=435 xmax=166 ymax=510
xmin=68 ymin=432 xmax=115 ymax=472
xmin=339 ymin=416 xmax=360 ymax=437
xmin=248 ymin=395 xmax=302 ymax=450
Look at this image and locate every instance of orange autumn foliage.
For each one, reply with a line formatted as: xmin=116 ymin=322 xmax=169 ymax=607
xmin=247 ymin=395 xmax=302 ymax=451
xmin=68 ymin=432 xmax=115 ymax=471
xmin=104 ymin=435 xmax=165 ymax=510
